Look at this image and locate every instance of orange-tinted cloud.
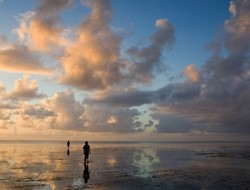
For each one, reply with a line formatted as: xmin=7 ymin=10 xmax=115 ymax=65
xmin=0 ymin=46 xmax=51 ymax=74
xmin=14 ymin=0 xmax=73 ymax=52
xmin=182 ymin=64 xmax=200 ymax=83
xmin=3 ymin=74 xmax=46 ymax=100
xmin=27 ymin=18 xmax=62 ymax=52
xmin=226 ymin=0 xmax=250 ymax=37
xmin=61 ymin=0 xmax=121 ymax=89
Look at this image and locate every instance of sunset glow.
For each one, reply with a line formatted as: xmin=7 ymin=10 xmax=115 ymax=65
xmin=0 ymin=0 xmax=250 ymax=141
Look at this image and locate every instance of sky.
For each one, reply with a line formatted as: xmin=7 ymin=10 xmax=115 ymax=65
xmin=0 ymin=0 xmax=250 ymax=141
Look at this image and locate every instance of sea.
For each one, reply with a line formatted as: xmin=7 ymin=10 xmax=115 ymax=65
xmin=0 ymin=140 xmax=250 ymax=189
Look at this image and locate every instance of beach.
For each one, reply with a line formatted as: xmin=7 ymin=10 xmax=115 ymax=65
xmin=0 ymin=141 xmax=250 ymax=190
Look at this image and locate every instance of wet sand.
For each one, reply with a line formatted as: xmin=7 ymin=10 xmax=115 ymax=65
xmin=0 ymin=141 xmax=250 ymax=189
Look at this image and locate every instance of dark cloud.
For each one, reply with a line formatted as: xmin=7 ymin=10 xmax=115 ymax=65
xmin=127 ymin=19 xmax=175 ymax=83
xmin=36 ymin=0 xmax=74 ymax=16
xmin=86 ymin=0 xmax=250 ymax=134
xmin=203 ymin=0 xmax=250 ymax=80
xmin=83 ymin=103 xmax=143 ymax=133
xmin=0 ymin=103 xmax=19 ymax=110
xmin=23 ymin=106 xmax=56 ymax=118
xmin=225 ymin=0 xmax=250 ymax=52
xmin=88 ymin=89 xmax=153 ymax=107
xmin=154 ymin=114 xmax=194 ymax=133
xmin=89 ymin=81 xmax=201 ymax=108
xmin=155 ymin=82 xmax=201 ymax=103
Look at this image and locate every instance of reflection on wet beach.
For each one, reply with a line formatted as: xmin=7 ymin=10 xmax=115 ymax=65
xmin=83 ymin=162 xmax=90 ymax=183
xmin=133 ymin=148 xmax=159 ymax=177
xmin=67 ymin=148 xmax=70 ymax=156
xmin=0 ymin=141 xmax=250 ymax=189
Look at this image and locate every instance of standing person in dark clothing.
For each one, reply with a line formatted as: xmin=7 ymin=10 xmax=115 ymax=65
xmin=67 ymin=140 xmax=70 ymax=156
xmin=67 ymin=140 xmax=70 ymax=148
xmin=83 ymin=141 xmax=91 ymax=162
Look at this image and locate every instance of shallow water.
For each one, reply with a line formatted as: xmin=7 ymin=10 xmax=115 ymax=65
xmin=0 ymin=141 xmax=250 ymax=189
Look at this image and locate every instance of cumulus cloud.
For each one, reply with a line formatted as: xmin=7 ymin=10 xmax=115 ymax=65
xmin=88 ymin=88 xmax=153 ymax=107
xmin=154 ymin=114 xmax=194 ymax=133
xmin=3 ymin=74 xmax=46 ymax=100
xmin=226 ymin=0 xmax=250 ymax=39
xmin=107 ymin=115 xmax=117 ymax=125
xmin=2 ymin=0 xmax=249 ymax=138
xmin=36 ymin=0 xmax=74 ymax=16
xmin=61 ymin=0 xmax=122 ymax=89
xmin=60 ymin=1 xmax=175 ymax=90
xmin=127 ymin=19 xmax=175 ymax=83
xmin=90 ymin=81 xmax=201 ymax=108
xmin=0 ymin=111 xmax=9 ymax=120
xmin=22 ymin=105 xmax=56 ymax=118
xmin=10 ymin=103 xmax=55 ymax=129
xmin=85 ymin=0 xmax=250 ymax=135
xmin=44 ymin=90 xmax=85 ymax=130
xmin=204 ymin=0 xmax=250 ymax=79
xmin=153 ymin=0 xmax=250 ymax=133
xmin=0 ymin=36 xmax=13 ymax=50
xmin=182 ymin=64 xmax=200 ymax=83
xmin=83 ymin=102 xmax=143 ymax=132
xmin=0 ymin=82 xmax=6 ymax=94
xmin=0 ymin=43 xmax=51 ymax=74
xmin=0 ymin=85 xmax=144 ymax=133
xmin=0 ymin=90 xmax=83 ymax=130
xmin=14 ymin=0 xmax=74 ymax=52
xmin=26 ymin=18 xmax=62 ymax=52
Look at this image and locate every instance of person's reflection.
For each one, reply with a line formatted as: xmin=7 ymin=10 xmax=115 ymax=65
xmin=67 ymin=148 xmax=70 ymax=156
xmin=83 ymin=162 xmax=90 ymax=183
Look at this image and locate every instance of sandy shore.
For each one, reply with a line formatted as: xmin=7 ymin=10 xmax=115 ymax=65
xmin=2 ymin=166 xmax=249 ymax=189
xmin=0 ymin=141 xmax=250 ymax=189
xmin=62 ymin=167 xmax=250 ymax=190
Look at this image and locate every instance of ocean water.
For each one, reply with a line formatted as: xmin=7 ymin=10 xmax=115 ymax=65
xmin=0 ymin=141 xmax=250 ymax=189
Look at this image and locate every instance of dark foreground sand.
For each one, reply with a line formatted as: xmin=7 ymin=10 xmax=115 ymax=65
xmin=2 ymin=166 xmax=250 ymax=189
xmin=87 ymin=167 xmax=250 ymax=190
xmin=3 ymin=167 xmax=249 ymax=190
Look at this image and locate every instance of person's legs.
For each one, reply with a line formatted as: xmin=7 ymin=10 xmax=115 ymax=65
xmin=86 ymin=153 xmax=89 ymax=161
xmin=84 ymin=153 xmax=89 ymax=162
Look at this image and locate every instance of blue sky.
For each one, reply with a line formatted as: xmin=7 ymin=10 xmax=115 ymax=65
xmin=0 ymin=0 xmax=249 ymax=141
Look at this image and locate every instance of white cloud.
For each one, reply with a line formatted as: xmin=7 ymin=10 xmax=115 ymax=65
xmin=45 ymin=90 xmax=85 ymax=130
xmin=3 ymin=74 xmax=46 ymax=100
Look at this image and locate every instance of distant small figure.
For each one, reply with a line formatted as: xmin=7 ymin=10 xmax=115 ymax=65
xmin=67 ymin=140 xmax=70 ymax=148
xmin=83 ymin=141 xmax=91 ymax=162
xmin=83 ymin=162 xmax=90 ymax=183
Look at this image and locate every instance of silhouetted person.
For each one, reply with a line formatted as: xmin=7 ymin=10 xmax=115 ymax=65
xmin=83 ymin=141 xmax=91 ymax=162
xmin=83 ymin=162 xmax=90 ymax=183
xmin=67 ymin=140 xmax=70 ymax=148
